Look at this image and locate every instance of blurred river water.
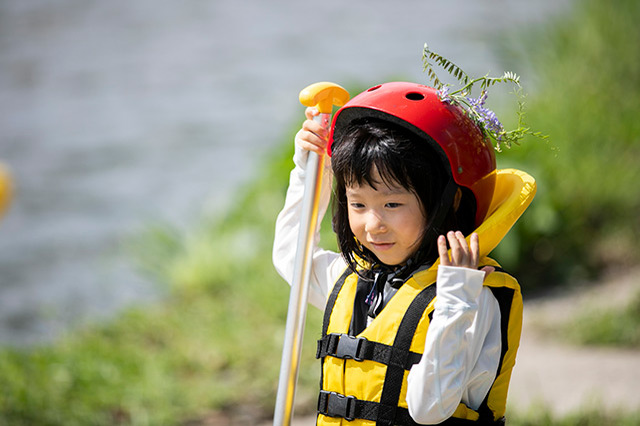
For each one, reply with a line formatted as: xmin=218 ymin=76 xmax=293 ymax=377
xmin=0 ymin=0 xmax=571 ymax=345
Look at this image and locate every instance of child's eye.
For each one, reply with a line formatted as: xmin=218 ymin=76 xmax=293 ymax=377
xmin=385 ymin=202 xmax=402 ymax=208
xmin=350 ymin=202 xmax=365 ymax=209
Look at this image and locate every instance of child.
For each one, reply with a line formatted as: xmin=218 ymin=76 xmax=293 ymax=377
xmin=273 ymin=82 xmax=532 ymax=425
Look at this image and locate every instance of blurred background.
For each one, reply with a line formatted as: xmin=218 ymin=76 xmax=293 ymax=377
xmin=1 ymin=0 xmax=639 ymax=425
xmin=0 ymin=0 xmax=568 ymax=346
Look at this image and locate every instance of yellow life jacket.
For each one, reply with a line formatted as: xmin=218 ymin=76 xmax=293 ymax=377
xmin=315 ymin=169 xmax=535 ymax=425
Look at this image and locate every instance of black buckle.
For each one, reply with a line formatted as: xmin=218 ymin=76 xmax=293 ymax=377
xmin=319 ymin=391 xmax=357 ymax=421
xmin=335 ymin=334 xmax=366 ymax=361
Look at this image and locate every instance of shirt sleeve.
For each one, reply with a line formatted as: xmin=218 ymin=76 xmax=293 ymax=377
xmin=272 ymin=145 xmax=347 ymax=310
xmin=406 ymin=265 xmax=502 ymax=424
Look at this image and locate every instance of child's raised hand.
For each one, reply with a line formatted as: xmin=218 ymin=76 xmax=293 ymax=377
xmin=438 ymin=231 xmax=480 ymax=270
xmin=294 ymin=107 xmax=329 ymax=156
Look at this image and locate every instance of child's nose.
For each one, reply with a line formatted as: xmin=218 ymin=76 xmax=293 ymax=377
xmin=365 ymin=211 xmax=386 ymax=233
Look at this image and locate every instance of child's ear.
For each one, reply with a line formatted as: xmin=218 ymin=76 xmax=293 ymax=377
xmin=453 ymin=188 xmax=462 ymax=212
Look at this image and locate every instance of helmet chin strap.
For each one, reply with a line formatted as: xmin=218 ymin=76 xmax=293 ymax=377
xmin=452 ymin=187 xmax=463 ymax=212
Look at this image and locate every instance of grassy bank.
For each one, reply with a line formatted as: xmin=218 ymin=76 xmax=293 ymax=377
xmin=561 ymin=287 xmax=640 ymax=348
xmin=493 ymin=0 xmax=640 ymax=289
xmin=0 ymin=125 xmax=348 ymax=424
xmin=2 ymin=0 xmax=639 ymax=423
xmin=0 ymin=141 xmax=321 ymax=424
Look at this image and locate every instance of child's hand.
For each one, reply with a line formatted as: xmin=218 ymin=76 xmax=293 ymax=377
xmin=294 ymin=107 xmax=329 ymax=156
xmin=438 ymin=231 xmax=480 ymax=270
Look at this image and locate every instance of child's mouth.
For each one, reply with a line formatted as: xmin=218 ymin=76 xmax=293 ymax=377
xmin=370 ymin=242 xmax=394 ymax=251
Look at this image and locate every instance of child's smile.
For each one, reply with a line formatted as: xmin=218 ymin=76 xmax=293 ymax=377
xmin=346 ymin=167 xmax=426 ymax=266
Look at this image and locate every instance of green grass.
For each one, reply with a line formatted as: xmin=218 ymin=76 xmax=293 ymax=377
xmin=492 ymin=0 xmax=640 ymax=289
xmin=0 ymin=140 xmax=325 ymax=425
xmin=560 ymin=288 xmax=640 ymax=348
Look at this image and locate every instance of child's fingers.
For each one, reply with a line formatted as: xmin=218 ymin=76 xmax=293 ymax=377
xmin=469 ymin=233 xmax=480 ymax=268
xmin=437 ymin=235 xmax=450 ymax=266
xmin=304 ymin=107 xmax=320 ymax=120
xmin=447 ymin=231 xmax=469 ymax=266
xmin=302 ymin=118 xmax=328 ymax=140
xmin=438 ymin=231 xmax=481 ymax=270
xmin=295 ymin=128 xmax=326 ymax=155
xmin=481 ymin=265 xmax=495 ymax=275
xmin=296 ymin=111 xmax=329 ymax=155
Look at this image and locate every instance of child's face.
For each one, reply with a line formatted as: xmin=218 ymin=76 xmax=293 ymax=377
xmin=346 ymin=167 xmax=426 ymax=266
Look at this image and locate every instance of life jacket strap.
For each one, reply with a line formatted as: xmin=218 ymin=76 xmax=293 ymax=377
xmin=316 ymin=333 xmax=422 ymax=369
xmin=317 ymin=390 xmax=413 ymax=425
xmin=317 ymin=390 xmax=504 ymax=425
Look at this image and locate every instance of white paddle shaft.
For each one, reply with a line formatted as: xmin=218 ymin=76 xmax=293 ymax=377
xmin=273 ymin=113 xmax=330 ymax=426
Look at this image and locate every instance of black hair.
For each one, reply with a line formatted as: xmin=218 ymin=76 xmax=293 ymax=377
xmin=331 ymin=118 xmax=476 ymax=273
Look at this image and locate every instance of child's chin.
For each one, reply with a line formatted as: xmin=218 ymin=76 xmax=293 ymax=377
xmin=375 ymin=255 xmax=408 ymax=267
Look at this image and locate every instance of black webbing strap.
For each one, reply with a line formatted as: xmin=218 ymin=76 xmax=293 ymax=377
xmin=318 ymin=390 xmax=417 ymax=424
xmin=318 ymin=390 xmax=501 ymax=425
xmin=476 ymin=266 xmax=515 ymax=423
xmin=316 ymin=333 xmax=423 ymax=369
xmin=376 ymin=283 xmax=438 ymax=425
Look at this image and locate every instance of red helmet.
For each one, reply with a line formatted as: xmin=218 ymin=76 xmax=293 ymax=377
xmin=328 ymin=81 xmax=496 ymax=226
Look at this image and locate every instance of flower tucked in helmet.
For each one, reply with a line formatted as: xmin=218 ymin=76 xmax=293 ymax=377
xmin=423 ymin=43 xmax=547 ymax=151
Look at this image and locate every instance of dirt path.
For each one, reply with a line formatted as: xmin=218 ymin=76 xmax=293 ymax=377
xmin=261 ymin=268 xmax=640 ymax=424
xmin=509 ymin=266 xmax=640 ymax=416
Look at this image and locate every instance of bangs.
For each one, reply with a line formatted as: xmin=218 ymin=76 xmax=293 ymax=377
xmin=332 ymin=121 xmax=414 ymax=192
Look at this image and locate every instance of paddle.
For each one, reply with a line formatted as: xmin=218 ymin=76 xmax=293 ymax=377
xmin=272 ymin=82 xmax=349 ymax=426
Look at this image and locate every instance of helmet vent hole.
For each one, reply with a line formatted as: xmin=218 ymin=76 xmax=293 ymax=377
xmin=367 ymin=85 xmax=382 ymax=92
xmin=405 ymin=92 xmax=425 ymax=101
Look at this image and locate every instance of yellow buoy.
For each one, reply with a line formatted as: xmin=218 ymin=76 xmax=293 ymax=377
xmin=0 ymin=162 xmax=13 ymax=219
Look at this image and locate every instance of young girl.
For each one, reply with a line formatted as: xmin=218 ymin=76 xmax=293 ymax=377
xmin=273 ymin=82 xmax=532 ymax=425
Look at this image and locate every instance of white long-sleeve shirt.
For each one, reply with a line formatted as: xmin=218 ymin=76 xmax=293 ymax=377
xmin=272 ymin=146 xmax=502 ymax=424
